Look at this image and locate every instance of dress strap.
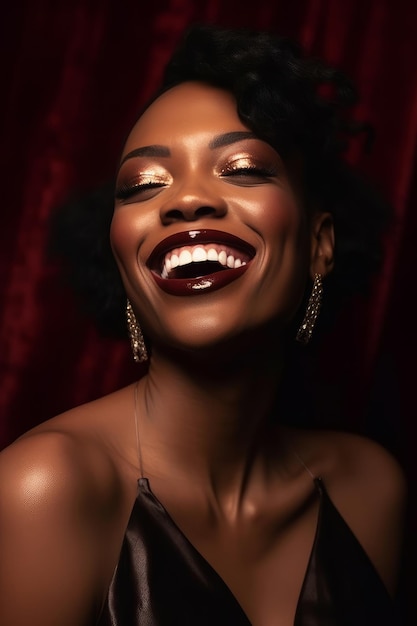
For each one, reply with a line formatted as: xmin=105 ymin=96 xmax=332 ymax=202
xmin=290 ymin=446 xmax=316 ymax=480
xmin=134 ymin=380 xmax=145 ymax=478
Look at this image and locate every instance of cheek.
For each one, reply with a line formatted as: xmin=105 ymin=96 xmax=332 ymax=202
xmin=110 ymin=209 xmax=150 ymax=262
xmin=248 ymin=189 xmax=309 ymax=314
xmin=271 ymin=191 xmax=307 ymax=254
xmin=109 ymin=211 xmax=144 ymax=288
xmin=240 ymin=186 xmax=305 ymax=241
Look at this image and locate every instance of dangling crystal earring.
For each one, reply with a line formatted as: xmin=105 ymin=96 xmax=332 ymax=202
xmin=296 ymin=273 xmax=323 ymax=344
xmin=126 ymin=299 xmax=148 ymax=362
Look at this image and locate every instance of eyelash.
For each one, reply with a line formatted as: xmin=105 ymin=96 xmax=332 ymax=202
xmin=221 ymin=165 xmax=277 ymax=178
xmin=115 ymin=181 xmax=165 ymax=200
xmin=115 ymin=164 xmax=277 ymax=201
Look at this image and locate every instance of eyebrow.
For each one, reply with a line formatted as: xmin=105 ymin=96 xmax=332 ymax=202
xmin=120 ymin=145 xmax=171 ymax=165
xmin=208 ymin=131 xmax=257 ymax=149
xmin=119 ymin=131 xmax=258 ymax=167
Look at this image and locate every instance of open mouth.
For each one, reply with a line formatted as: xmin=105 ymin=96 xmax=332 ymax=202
xmin=147 ymin=229 xmax=255 ymax=295
xmin=160 ymin=243 xmax=249 ymax=279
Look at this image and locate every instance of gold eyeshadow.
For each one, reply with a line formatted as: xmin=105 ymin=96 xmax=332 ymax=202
xmin=133 ymin=173 xmax=172 ymax=186
xmin=119 ymin=166 xmax=172 ymax=185
xmin=219 ymin=156 xmax=258 ymax=174
xmin=217 ymin=152 xmax=279 ymax=178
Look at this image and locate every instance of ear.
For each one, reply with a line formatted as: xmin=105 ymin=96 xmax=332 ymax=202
xmin=310 ymin=212 xmax=334 ymax=278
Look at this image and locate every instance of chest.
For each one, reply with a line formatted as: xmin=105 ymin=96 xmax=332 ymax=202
xmin=175 ymin=504 xmax=319 ymax=626
xmin=105 ymin=478 xmax=320 ymax=626
xmin=98 ymin=477 xmax=395 ymax=626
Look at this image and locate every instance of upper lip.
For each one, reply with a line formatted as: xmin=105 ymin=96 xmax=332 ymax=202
xmin=147 ymin=229 xmax=256 ymax=277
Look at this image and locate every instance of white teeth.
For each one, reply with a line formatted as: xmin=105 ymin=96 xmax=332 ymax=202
xmin=207 ymin=248 xmax=218 ymax=261
xmin=192 ymin=247 xmax=208 ymax=262
xmin=218 ymin=250 xmax=227 ymax=266
xmin=161 ymin=243 xmax=251 ymax=277
xmin=179 ymin=250 xmax=192 ymax=266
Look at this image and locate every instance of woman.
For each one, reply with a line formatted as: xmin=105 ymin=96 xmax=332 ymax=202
xmin=0 ymin=25 xmax=406 ymax=626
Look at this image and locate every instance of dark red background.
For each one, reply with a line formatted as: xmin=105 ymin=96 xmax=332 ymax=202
xmin=0 ymin=0 xmax=416 ymax=619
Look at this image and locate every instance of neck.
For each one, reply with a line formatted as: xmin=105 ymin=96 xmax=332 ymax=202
xmin=135 ymin=336 xmax=289 ymax=502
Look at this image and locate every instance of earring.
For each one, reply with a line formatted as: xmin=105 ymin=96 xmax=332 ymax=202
xmin=126 ymin=299 xmax=148 ymax=363
xmin=296 ymin=273 xmax=323 ymax=344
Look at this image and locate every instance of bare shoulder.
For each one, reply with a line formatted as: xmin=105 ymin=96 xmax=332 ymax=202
xmin=0 ymin=395 xmax=133 ymax=626
xmin=0 ymin=426 xmax=119 ymax=515
xmin=0 ymin=381 xmax=138 ymax=503
xmin=291 ymin=427 xmax=406 ymax=502
xmin=292 ymin=428 xmax=407 ymax=595
xmin=0 ymin=388 xmax=136 ymax=563
xmin=321 ymin=429 xmax=407 ymax=508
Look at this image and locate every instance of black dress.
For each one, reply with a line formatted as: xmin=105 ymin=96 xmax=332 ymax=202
xmin=97 ymin=476 xmax=399 ymax=625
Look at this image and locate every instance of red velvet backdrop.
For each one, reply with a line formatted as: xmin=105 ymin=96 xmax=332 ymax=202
xmin=1 ymin=0 xmax=416 ymax=610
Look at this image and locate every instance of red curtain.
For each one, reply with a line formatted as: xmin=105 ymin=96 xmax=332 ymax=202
xmin=1 ymin=0 xmax=416 ymax=613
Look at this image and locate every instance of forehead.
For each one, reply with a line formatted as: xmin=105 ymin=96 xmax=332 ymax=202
xmin=122 ymin=82 xmax=249 ymax=155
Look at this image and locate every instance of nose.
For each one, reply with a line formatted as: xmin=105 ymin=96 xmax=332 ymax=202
xmin=159 ymin=181 xmax=228 ymax=225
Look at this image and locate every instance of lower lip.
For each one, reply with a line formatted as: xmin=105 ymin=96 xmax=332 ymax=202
xmin=151 ymin=263 xmax=250 ymax=296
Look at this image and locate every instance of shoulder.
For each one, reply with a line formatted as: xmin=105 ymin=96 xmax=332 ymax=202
xmin=0 ymin=381 xmax=139 ymax=499
xmin=0 ymin=427 xmax=118 ymax=511
xmin=0 ymin=394 xmax=138 ymax=550
xmin=295 ymin=429 xmax=407 ymax=595
xmin=0 ymin=424 xmax=125 ymax=625
xmin=322 ymin=430 xmax=407 ymax=513
xmin=290 ymin=427 xmax=407 ymax=503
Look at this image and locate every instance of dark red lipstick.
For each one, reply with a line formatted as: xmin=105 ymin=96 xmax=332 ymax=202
xmin=148 ymin=229 xmax=255 ymax=296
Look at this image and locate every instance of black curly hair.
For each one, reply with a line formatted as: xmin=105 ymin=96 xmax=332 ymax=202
xmin=50 ymin=24 xmax=391 ymax=339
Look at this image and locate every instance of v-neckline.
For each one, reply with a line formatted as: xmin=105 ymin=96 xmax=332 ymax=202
xmin=137 ymin=476 xmax=324 ymax=625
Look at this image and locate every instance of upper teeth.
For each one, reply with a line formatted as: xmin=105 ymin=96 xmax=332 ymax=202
xmin=161 ymin=244 xmax=247 ymax=278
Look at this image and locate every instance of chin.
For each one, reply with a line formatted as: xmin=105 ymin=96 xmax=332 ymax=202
xmin=149 ymin=310 xmax=288 ymax=363
xmin=163 ymin=315 xmax=245 ymax=351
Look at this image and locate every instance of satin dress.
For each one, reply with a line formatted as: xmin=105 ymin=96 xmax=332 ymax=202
xmin=97 ymin=475 xmax=399 ymax=625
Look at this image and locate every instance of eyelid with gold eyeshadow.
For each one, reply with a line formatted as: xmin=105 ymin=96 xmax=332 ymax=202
xmin=115 ymin=171 xmax=172 ymax=201
xmin=218 ymin=156 xmax=278 ymax=177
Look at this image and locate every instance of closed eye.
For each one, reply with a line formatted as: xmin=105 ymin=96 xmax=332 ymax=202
xmin=115 ymin=181 xmax=167 ymax=202
xmin=220 ymin=166 xmax=277 ymax=184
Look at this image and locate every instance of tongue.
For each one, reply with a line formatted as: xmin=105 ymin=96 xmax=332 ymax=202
xmin=168 ymin=261 xmax=226 ymax=279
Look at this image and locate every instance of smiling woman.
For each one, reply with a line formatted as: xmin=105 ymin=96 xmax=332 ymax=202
xmin=0 ymin=24 xmax=406 ymax=626
xmin=111 ymin=81 xmax=317 ymax=353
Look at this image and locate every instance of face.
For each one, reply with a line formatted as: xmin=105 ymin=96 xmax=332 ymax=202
xmin=111 ymin=82 xmax=321 ymax=353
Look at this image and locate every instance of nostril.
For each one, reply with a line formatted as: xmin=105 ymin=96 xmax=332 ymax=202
xmin=163 ymin=206 xmax=218 ymax=222
xmin=164 ymin=209 xmax=185 ymax=222
xmin=195 ymin=206 xmax=217 ymax=218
